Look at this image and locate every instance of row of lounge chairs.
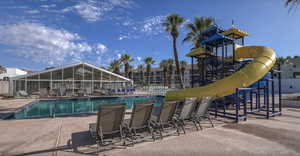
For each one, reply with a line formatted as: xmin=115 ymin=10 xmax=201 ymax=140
xmin=89 ymin=96 xmax=214 ymax=152
xmin=108 ymin=88 xmax=136 ymax=95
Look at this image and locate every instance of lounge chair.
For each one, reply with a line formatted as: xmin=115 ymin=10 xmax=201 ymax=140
xmin=17 ymin=90 xmax=29 ymax=97
xmin=49 ymin=89 xmax=57 ymax=97
xmin=192 ymin=97 xmax=215 ymax=130
xmin=174 ymin=98 xmax=199 ymax=134
xmin=124 ymin=101 xmax=155 ymax=142
xmin=94 ymin=89 xmax=106 ymax=96
xmin=149 ymin=101 xmax=179 ymax=139
xmin=89 ymin=103 xmax=127 ymax=152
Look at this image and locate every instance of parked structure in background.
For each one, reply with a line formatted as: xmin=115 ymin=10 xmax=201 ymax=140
xmin=0 ymin=68 xmax=27 ymax=80
xmin=277 ymin=57 xmax=300 ymax=93
xmin=132 ymin=64 xmax=198 ymax=88
xmin=9 ymin=62 xmax=133 ymax=97
xmin=280 ymin=57 xmax=300 ymax=79
xmin=0 ymin=67 xmax=27 ymax=95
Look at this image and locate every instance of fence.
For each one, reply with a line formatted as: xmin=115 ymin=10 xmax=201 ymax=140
xmin=275 ymin=79 xmax=300 ymax=93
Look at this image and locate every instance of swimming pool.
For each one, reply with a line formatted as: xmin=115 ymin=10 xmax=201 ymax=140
xmin=9 ymin=96 xmax=164 ymax=119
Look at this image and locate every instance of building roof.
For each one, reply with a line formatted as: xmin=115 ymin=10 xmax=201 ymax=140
xmin=11 ymin=62 xmax=133 ymax=82
xmin=201 ymin=25 xmax=225 ymax=36
xmin=0 ymin=68 xmax=27 ymax=79
xmin=201 ymin=33 xmax=234 ymax=44
xmin=186 ymin=48 xmax=214 ymax=58
xmin=222 ymin=26 xmax=249 ymax=39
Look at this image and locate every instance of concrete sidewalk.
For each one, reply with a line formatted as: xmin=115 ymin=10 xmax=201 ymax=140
xmin=0 ymin=100 xmax=300 ymax=156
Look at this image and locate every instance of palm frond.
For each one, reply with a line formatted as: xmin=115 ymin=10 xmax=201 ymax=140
xmin=183 ymin=16 xmax=214 ymax=47
xmin=162 ymin=13 xmax=186 ymax=34
xmin=286 ymin=0 xmax=300 ymax=6
xmin=144 ymin=57 xmax=155 ymax=65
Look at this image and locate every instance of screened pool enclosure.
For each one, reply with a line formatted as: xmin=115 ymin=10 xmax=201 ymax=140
xmin=9 ymin=63 xmax=133 ymax=97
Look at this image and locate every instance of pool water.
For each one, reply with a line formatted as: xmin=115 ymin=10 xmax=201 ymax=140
xmin=9 ymin=96 xmax=164 ymax=119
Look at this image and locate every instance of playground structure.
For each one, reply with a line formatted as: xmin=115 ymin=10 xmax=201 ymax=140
xmin=165 ymin=25 xmax=282 ymax=122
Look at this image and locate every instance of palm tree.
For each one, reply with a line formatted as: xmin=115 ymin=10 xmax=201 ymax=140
xmin=162 ymin=13 xmax=185 ymax=89
xmin=183 ymin=17 xmax=214 ymax=48
xmin=137 ymin=64 xmax=144 ymax=85
xmin=120 ymin=54 xmax=134 ymax=78
xmin=109 ymin=59 xmax=122 ymax=74
xmin=167 ymin=59 xmax=174 ymax=88
xmin=273 ymin=56 xmax=293 ymax=70
xmin=159 ymin=59 xmax=169 ymax=87
xmin=144 ymin=57 xmax=155 ymax=85
xmin=0 ymin=66 xmax=6 ymax=74
xmin=183 ymin=17 xmax=214 ymax=85
xmin=180 ymin=60 xmax=188 ymax=84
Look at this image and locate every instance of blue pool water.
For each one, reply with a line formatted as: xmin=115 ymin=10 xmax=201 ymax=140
xmin=9 ymin=96 xmax=164 ymax=119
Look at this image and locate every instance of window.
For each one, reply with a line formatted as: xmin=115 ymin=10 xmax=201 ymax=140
xmin=293 ymin=72 xmax=300 ymax=78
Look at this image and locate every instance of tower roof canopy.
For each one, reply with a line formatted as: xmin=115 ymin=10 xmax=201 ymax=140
xmin=186 ymin=48 xmax=214 ymax=58
xmin=201 ymin=33 xmax=234 ymax=45
xmin=223 ymin=26 xmax=249 ymax=39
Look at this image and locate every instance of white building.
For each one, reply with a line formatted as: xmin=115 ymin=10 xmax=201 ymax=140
xmin=0 ymin=68 xmax=27 ymax=80
xmin=9 ymin=62 xmax=133 ymax=97
xmin=277 ymin=57 xmax=300 ymax=93
xmin=132 ymin=64 xmax=196 ymax=88
xmin=280 ymin=57 xmax=300 ymax=79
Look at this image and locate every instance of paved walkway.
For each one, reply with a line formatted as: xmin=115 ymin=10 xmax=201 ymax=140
xmin=0 ymin=98 xmax=300 ymax=156
xmin=0 ymin=98 xmax=36 ymax=119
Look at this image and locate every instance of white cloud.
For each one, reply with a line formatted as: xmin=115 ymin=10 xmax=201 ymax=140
xmin=118 ymin=15 xmax=166 ymax=40
xmin=117 ymin=53 xmax=122 ymax=59
xmin=62 ymin=0 xmax=134 ymax=22
xmin=0 ymin=23 xmax=107 ymax=65
xmin=141 ymin=15 xmax=165 ymax=35
xmin=26 ymin=10 xmax=40 ymax=14
xmin=95 ymin=43 xmax=108 ymax=54
xmin=40 ymin=4 xmax=56 ymax=8
xmin=137 ymin=56 xmax=142 ymax=62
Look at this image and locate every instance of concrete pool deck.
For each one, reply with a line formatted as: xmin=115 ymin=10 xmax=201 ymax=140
xmin=0 ymin=98 xmax=36 ymax=119
xmin=0 ymin=98 xmax=300 ymax=155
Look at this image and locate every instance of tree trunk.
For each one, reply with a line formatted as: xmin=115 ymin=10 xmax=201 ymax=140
xmin=172 ymin=36 xmax=184 ymax=89
xmin=168 ymin=71 xmax=172 ymax=88
xmin=125 ymin=63 xmax=129 ymax=78
xmin=140 ymin=71 xmax=144 ymax=85
xmin=147 ymin=65 xmax=151 ymax=85
xmin=163 ymin=70 xmax=167 ymax=87
xmin=181 ymin=67 xmax=185 ymax=84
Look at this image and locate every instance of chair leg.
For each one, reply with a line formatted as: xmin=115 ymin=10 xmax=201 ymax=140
xmin=196 ymin=118 xmax=203 ymax=131
xmin=180 ymin=119 xmax=186 ymax=134
xmin=99 ymin=127 xmax=105 ymax=145
xmin=159 ymin=121 xmax=164 ymax=139
xmin=169 ymin=119 xmax=180 ymax=135
xmin=148 ymin=121 xmax=155 ymax=141
xmin=207 ymin=115 xmax=214 ymax=128
xmin=158 ymin=129 xmax=163 ymax=140
xmin=119 ymin=125 xmax=126 ymax=146
xmin=133 ymin=128 xmax=137 ymax=139
xmin=148 ymin=125 xmax=155 ymax=141
xmin=96 ymin=140 xmax=100 ymax=154
xmin=160 ymin=120 xmax=165 ymax=132
xmin=192 ymin=119 xmax=199 ymax=131
xmin=172 ymin=121 xmax=180 ymax=136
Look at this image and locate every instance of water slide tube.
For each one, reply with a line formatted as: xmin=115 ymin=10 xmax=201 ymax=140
xmin=164 ymin=45 xmax=276 ymax=101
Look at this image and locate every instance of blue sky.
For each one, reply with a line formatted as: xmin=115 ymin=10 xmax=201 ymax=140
xmin=0 ymin=0 xmax=299 ymax=70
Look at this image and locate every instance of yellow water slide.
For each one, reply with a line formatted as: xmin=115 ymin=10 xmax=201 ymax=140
xmin=164 ymin=45 xmax=276 ymax=101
